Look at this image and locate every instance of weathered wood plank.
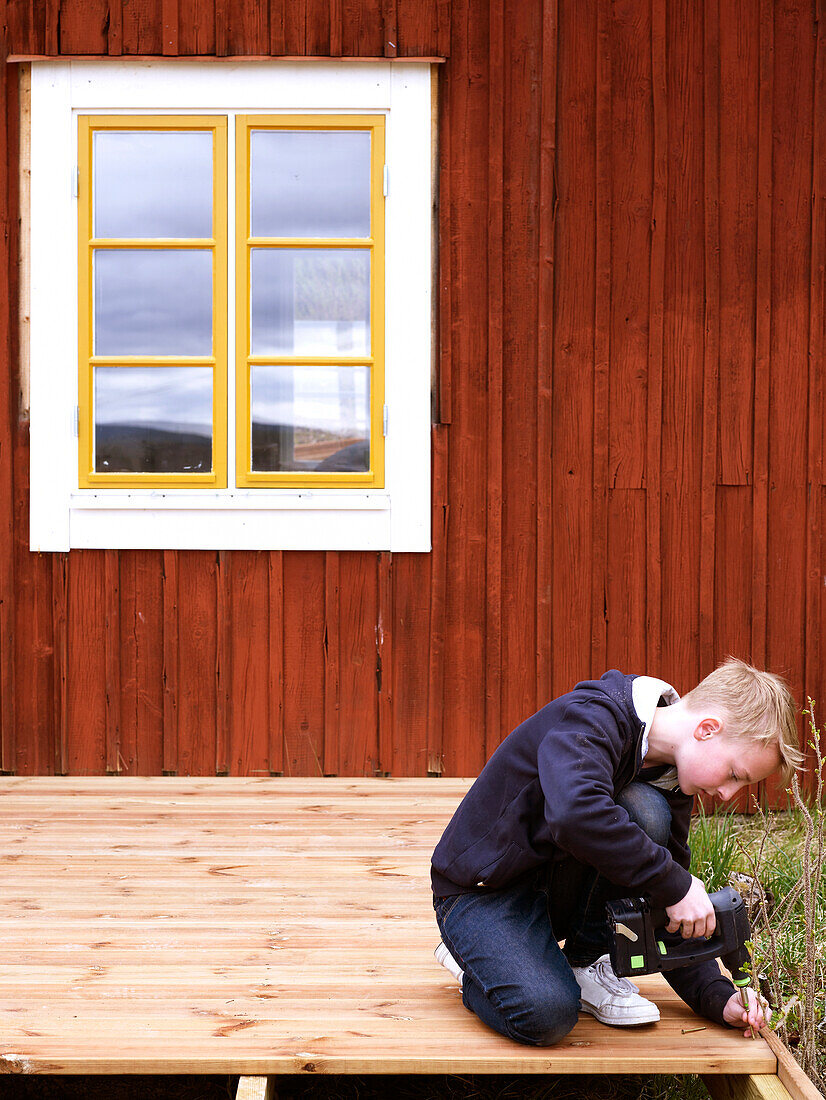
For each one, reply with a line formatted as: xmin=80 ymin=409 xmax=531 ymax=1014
xmin=751 ymin=0 xmax=773 ymax=671
xmin=805 ymin=0 xmax=826 ymax=779
xmin=703 ymin=1074 xmax=793 ymax=1100
xmin=177 ymin=0 xmax=215 ymax=54
xmin=426 ymin=425 xmax=448 ymax=777
xmin=646 ymin=0 xmax=667 ymax=676
xmin=485 ymin=0 xmax=503 ymax=753
xmin=267 ymin=551 xmax=284 ymax=775
xmin=121 ymin=0 xmax=162 ymax=54
xmin=700 ymin=0 xmax=720 ymax=676
xmin=606 ymin=490 xmax=647 ymax=672
xmin=439 ymin=0 xmax=488 ymax=776
xmin=104 ymin=549 xmax=121 ymax=774
xmin=175 ymin=553 xmax=219 ymax=776
xmin=764 ymin=0 xmax=812 ymax=805
xmin=660 ymin=0 xmax=704 ymax=691
xmin=591 ymin=0 xmax=610 ymax=675
xmin=281 ymin=554 xmax=325 ymax=776
xmin=501 ymin=0 xmax=540 ymax=735
xmin=761 ymin=1027 xmax=824 ymax=1100
xmin=606 ymin=0 xmax=651 ymax=494
xmin=388 ymin=554 xmax=430 ymax=775
xmin=717 ymin=1 xmax=758 ymax=486
xmin=236 ymin=1078 xmax=275 ymax=1100
xmin=535 ymin=0 xmax=557 ymax=708
xmin=228 ymin=552 xmax=270 ymax=777
xmin=0 ymin=54 xmax=17 ymax=775
xmin=68 ymin=552 xmax=107 ymax=773
xmin=551 ymin=0 xmax=596 ymax=696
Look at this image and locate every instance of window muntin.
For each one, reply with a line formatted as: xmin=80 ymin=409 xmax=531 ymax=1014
xmin=236 ymin=116 xmax=385 ymax=488
xmin=77 ymin=115 xmax=228 ymax=487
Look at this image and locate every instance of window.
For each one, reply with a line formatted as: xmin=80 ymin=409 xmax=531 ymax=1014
xmin=29 ymin=61 xmax=432 ymax=550
xmin=78 ymin=116 xmax=228 ymax=487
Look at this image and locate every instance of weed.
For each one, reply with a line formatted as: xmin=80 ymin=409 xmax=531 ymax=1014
xmin=688 ymin=702 xmax=826 ymax=1091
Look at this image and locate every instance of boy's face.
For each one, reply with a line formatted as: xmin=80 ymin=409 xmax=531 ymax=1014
xmin=676 ymin=720 xmax=780 ymax=800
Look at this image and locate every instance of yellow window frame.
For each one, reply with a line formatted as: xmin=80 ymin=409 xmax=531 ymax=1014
xmin=235 ymin=115 xmax=385 ymax=489
xmin=77 ymin=115 xmax=228 ymax=489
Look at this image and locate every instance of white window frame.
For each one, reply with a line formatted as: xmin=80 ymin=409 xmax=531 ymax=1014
xmin=29 ymin=59 xmax=432 ymax=551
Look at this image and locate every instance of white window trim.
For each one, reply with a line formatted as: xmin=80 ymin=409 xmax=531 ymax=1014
xmin=29 ymin=59 xmax=432 ymax=551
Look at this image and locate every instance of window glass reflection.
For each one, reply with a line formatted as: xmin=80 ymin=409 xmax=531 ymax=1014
xmin=94 ymin=130 xmax=213 ymax=239
xmin=251 ymin=249 xmax=370 ymax=357
xmin=94 ymin=366 xmax=212 ymax=473
xmin=94 ymin=249 xmax=213 ymax=356
xmin=251 ymin=130 xmax=371 ymax=239
xmin=251 ymin=364 xmax=369 ymax=473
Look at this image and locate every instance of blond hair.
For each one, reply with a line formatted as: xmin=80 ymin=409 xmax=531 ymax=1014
xmin=681 ymin=657 xmax=803 ymax=785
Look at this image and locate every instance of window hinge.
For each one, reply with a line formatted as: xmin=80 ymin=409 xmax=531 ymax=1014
xmin=72 ymin=166 xmax=79 ymax=198
xmin=383 ymin=404 xmax=389 ymax=437
xmin=383 ymin=164 xmax=389 ymax=197
xmin=72 ymin=406 xmax=79 ymax=438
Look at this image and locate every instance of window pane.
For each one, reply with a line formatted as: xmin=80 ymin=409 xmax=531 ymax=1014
xmin=94 ymin=130 xmax=213 ymax=239
xmin=94 ymin=366 xmax=212 ymax=473
xmin=94 ymin=249 xmax=212 ymax=356
xmin=251 ymin=130 xmax=371 ymax=239
xmin=251 ymin=249 xmax=370 ymax=356
xmin=251 ymin=365 xmax=370 ymax=473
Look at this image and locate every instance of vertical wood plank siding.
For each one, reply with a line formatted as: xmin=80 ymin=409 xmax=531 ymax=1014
xmin=0 ymin=0 xmax=823 ymax=793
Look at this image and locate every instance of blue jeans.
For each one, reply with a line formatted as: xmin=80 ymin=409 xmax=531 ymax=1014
xmin=433 ymin=782 xmax=672 ymax=1046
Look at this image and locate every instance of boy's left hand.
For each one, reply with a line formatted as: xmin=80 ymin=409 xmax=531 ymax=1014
xmin=722 ymin=988 xmax=766 ymax=1036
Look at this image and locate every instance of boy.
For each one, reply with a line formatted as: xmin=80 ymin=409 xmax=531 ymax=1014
xmin=431 ymin=659 xmax=802 ymax=1045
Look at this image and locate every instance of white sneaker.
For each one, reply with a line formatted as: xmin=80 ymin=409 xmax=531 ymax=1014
xmin=434 ymin=940 xmax=464 ymax=984
xmin=571 ymin=954 xmax=660 ymax=1026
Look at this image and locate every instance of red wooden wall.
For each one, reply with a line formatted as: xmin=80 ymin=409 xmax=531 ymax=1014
xmin=1 ymin=0 xmax=824 ymax=797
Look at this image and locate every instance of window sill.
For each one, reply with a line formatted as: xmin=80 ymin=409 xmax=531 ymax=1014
xmin=59 ymin=492 xmax=432 ymax=552
xmin=69 ymin=490 xmax=391 ymax=510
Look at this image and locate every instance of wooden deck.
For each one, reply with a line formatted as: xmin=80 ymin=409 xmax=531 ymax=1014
xmin=0 ymin=777 xmax=779 ymax=1078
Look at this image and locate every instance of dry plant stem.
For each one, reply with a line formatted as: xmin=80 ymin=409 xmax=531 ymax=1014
xmin=788 ymin=703 xmax=826 ymax=1087
xmin=789 ymin=772 xmax=815 ymax=1074
xmin=735 ymin=818 xmax=788 ymax=1046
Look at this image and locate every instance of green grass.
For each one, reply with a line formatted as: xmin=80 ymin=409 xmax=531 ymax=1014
xmin=688 ymin=796 xmax=826 ymax=1089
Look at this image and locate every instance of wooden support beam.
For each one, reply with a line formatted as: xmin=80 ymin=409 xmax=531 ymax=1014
xmin=236 ymin=1077 xmax=275 ymax=1100
xmin=760 ymin=1029 xmax=825 ymax=1100
xmin=703 ymin=1075 xmax=792 ymax=1100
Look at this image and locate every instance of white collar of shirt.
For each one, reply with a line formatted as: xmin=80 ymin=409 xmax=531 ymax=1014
xmin=632 ymin=675 xmax=680 ymax=760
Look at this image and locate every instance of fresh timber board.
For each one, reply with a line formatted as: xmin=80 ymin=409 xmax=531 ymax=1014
xmin=0 ymin=777 xmax=779 ymax=1077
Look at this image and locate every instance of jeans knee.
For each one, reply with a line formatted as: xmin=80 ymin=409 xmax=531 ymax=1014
xmin=504 ymin=983 xmax=581 ymax=1046
xmin=617 ymin=782 xmax=671 ymax=846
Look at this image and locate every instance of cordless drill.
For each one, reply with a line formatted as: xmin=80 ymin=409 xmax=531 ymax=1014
xmin=606 ymin=885 xmax=753 ymax=1025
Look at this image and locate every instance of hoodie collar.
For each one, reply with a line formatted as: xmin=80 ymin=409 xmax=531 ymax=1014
xmin=631 ymin=675 xmax=680 ymax=740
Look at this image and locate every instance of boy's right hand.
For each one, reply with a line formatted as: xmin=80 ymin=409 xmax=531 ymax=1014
xmin=665 ymin=876 xmax=716 ymax=939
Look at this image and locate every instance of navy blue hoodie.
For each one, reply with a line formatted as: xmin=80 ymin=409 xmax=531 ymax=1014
xmin=431 ymin=670 xmax=736 ymax=1025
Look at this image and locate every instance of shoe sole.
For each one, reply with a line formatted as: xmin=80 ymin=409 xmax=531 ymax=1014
xmin=579 ymin=1000 xmax=660 ymax=1026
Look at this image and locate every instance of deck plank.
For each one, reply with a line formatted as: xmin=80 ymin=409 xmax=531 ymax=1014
xmin=0 ymin=777 xmax=777 ymax=1076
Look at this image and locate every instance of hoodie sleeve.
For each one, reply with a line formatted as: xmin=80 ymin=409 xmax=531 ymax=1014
xmin=664 ymin=962 xmax=736 ymax=1025
xmin=536 ymin=697 xmax=692 ymax=908
xmin=659 ymin=790 xmax=737 ymax=1024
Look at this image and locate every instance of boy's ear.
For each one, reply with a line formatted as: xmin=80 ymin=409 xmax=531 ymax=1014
xmin=694 ymin=716 xmax=722 ymax=741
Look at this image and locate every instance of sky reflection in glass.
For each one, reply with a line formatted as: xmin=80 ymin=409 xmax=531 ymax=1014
xmin=94 ymin=366 xmax=213 ymax=473
xmin=250 ymin=364 xmax=369 ymax=472
xmin=94 ymin=249 xmax=213 ymax=356
xmin=251 ymin=249 xmax=370 ymax=356
xmin=94 ymin=130 xmax=213 ymax=239
xmin=251 ymin=130 xmax=371 ymax=239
